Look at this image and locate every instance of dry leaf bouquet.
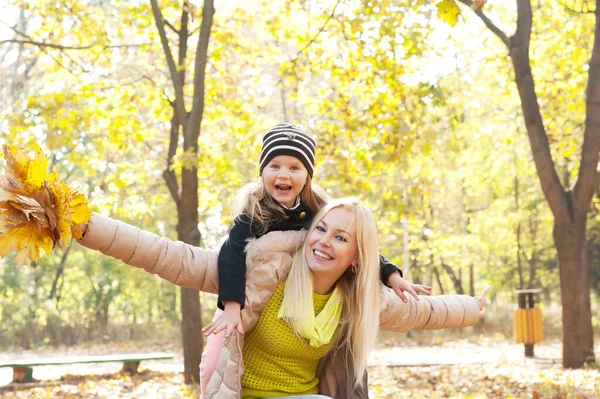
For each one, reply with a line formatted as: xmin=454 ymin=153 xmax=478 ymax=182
xmin=0 ymin=144 xmax=91 ymax=266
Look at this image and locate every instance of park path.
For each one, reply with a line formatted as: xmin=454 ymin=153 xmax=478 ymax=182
xmin=0 ymin=339 xmax=576 ymax=386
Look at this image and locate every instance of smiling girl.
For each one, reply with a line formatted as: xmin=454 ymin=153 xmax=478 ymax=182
xmin=200 ymin=123 xmax=431 ymax=396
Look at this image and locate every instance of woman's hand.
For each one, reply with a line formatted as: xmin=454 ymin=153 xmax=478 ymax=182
xmin=79 ymin=223 xmax=88 ymax=236
xmin=202 ymin=301 xmax=244 ymax=338
xmin=475 ymin=286 xmax=491 ymax=320
xmin=388 ymin=272 xmax=432 ymax=303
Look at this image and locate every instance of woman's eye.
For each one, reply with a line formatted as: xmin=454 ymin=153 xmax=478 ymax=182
xmin=316 ymin=225 xmax=325 ymax=232
xmin=336 ymin=235 xmax=348 ymax=242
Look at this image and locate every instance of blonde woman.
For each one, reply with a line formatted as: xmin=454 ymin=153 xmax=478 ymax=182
xmin=78 ymin=198 xmax=489 ymax=398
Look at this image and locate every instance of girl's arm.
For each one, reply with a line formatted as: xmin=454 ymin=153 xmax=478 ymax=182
xmin=217 ymin=216 xmax=255 ymax=309
xmin=378 ymin=287 xmax=489 ymax=332
xmin=379 ymin=254 xmax=402 ymax=282
xmin=78 ymin=213 xmax=219 ymax=293
xmin=379 ymin=255 xmax=432 ymax=301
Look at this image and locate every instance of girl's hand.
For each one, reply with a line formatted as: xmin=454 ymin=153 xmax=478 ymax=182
xmin=475 ymin=287 xmax=491 ymax=320
xmin=202 ymin=301 xmax=244 ymax=338
xmin=388 ymin=272 xmax=432 ymax=303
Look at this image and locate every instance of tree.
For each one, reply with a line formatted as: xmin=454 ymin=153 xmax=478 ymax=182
xmin=149 ymin=0 xmax=215 ymax=383
xmin=451 ymin=0 xmax=599 ymax=367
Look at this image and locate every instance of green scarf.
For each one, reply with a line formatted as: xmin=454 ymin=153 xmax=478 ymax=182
xmin=278 ymin=285 xmax=344 ymax=348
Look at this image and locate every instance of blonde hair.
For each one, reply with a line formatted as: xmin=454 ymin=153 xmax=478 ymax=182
xmin=231 ymin=174 xmax=329 ymax=235
xmin=280 ymin=198 xmax=381 ymax=387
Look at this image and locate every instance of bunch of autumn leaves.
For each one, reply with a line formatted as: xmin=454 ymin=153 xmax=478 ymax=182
xmin=0 ymin=144 xmax=91 ymax=266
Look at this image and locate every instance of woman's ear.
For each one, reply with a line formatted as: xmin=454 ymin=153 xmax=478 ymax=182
xmin=350 ymin=257 xmax=359 ymax=273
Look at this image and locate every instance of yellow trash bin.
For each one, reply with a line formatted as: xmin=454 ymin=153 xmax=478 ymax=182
xmin=514 ymin=308 xmax=543 ymax=344
xmin=514 ymin=289 xmax=543 ymax=357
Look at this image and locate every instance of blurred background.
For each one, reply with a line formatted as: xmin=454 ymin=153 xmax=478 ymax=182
xmin=0 ymin=0 xmax=598 ymax=377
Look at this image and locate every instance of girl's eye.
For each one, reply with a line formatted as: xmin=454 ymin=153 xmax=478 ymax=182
xmin=270 ymin=164 xmax=279 ymax=169
xmin=336 ymin=235 xmax=348 ymax=242
xmin=316 ymin=225 xmax=325 ymax=233
xmin=291 ymin=166 xmax=299 ymax=171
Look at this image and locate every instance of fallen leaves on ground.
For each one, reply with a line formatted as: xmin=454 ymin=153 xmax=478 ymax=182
xmin=2 ymin=363 xmax=599 ymax=398
xmin=1 ymin=370 xmax=198 ymax=399
xmin=369 ymin=363 xmax=600 ymax=398
xmin=2 ymin=340 xmax=600 ymax=398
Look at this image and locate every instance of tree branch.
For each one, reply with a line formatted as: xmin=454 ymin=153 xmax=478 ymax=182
xmin=164 ymin=18 xmax=179 ymax=35
xmin=574 ymin=2 xmax=600 ymax=211
xmin=277 ymin=0 xmax=342 ymax=87
xmin=457 ymin=0 xmax=510 ymax=47
xmin=0 ymin=38 xmax=156 ymax=50
xmin=515 ymin=0 xmax=532 ymax=51
xmin=49 ymin=247 xmax=71 ymax=300
xmin=294 ymin=0 xmax=342 ymax=61
xmin=0 ymin=39 xmax=94 ymax=50
xmin=507 ymin=0 xmax=567 ymax=218
xmin=151 ymin=0 xmax=187 ymax=127
xmin=188 ymin=0 xmax=215 ymax=143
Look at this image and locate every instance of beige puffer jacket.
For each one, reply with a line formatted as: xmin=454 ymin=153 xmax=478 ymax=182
xmin=78 ymin=213 xmax=482 ymax=399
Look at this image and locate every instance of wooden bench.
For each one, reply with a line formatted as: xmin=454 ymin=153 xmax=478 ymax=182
xmin=0 ymin=352 xmax=174 ymax=383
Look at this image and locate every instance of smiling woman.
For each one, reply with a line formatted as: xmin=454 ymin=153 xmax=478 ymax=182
xmin=306 ymin=207 xmax=368 ymax=294
xmin=76 ymin=197 xmax=489 ymax=399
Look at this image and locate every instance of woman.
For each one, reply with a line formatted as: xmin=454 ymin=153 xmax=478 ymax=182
xmin=78 ymin=198 xmax=488 ymax=398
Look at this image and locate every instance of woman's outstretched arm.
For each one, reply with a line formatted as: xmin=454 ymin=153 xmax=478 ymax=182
xmin=78 ymin=213 xmax=219 ymax=294
xmin=379 ymin=287 xmax=490 ymax=332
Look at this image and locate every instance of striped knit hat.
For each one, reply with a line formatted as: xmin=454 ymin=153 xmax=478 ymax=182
xmin=259 ymin=123 xmax=316 ymax=177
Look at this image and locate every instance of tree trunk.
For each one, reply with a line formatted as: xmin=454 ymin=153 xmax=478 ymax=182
xmin=554 ymin=212 xmax=595 ymax=367
xmin=178 ymin=166 xmax=203 ymax=383
xmin=433 ymin=267 xmax=445 ymax=295
xmin=462 ymin=0 xmax=600 ymax=368
xmin=152 ymin=0 xmax=214 ymax=383
xmin=506 ymin=0 xmax=597 ymax=368
xmin=527 ymin=212 xmax=537 ymax=288
xmin=441 ymin=260 xmax=465 ymax=294
xmin=469 ymin=262 xmax=474 ymax=297
xmin=180 ymin=287 xmax=202 ymax=383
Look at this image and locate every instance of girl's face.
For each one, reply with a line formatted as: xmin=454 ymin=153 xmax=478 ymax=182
xmin=262 ymin=155 xmax=308 ymax=208
xmin=306 ymin=207 xmax=358 ymax=285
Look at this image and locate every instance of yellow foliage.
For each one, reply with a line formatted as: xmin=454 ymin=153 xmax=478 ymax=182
xmin=437 ymin=0 xmax=460 ymax=27
xmin=0 ymin=144 xmax=91 ymax=266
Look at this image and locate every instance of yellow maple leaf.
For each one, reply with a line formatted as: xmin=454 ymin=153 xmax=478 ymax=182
xmin=0 ymin=224 xmax=53 ymax=265
xmin=437 ymin=0 xmax=461 ymax=27
xmin=53 ymin=181 xmax=74 ymax=247
xmin=70 ymin=192 xmax=92 ymax=239
xmin=3 ymin=144 xmax=54 ymax=193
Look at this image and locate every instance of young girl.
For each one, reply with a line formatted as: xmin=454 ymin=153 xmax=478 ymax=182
xmin=200 ymin=123 xmax=431 ymax=393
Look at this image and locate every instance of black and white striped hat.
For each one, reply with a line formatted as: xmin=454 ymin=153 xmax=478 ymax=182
xmin=259 ymin=123 xmax=316 ymax=177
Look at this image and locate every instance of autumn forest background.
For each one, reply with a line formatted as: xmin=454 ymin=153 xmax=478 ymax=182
xmin=2 ymin=0 xmax=600 ymax=397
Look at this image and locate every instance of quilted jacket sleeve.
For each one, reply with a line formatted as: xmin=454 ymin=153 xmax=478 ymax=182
xmin=77 ymin=212 xmax=219 ymax=294
xmin=379 ymin=287 xmax=481 ymax=332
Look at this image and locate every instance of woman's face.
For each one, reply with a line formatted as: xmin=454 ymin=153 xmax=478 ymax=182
xmin=306 ymin=207 xmax=358 ymax=285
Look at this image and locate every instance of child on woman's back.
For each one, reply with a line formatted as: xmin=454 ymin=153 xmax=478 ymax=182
xmin=199 ymin=123 xmax=431 ymax=395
